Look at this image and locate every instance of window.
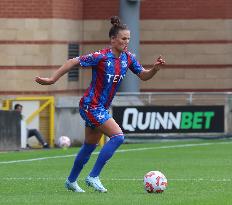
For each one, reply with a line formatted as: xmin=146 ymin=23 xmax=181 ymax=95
xmin=68 ymin=43 xmax=79 ymax=81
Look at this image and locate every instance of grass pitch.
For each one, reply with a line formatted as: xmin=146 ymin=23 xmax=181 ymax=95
xmin=0 ymin=139 xmax=232 ymax=205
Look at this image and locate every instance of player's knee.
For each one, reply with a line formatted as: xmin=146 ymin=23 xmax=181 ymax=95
xmin=111 ymin=134 xmax=124 ymax=145
xmin=117 ymin=135 xmax=125 ymax=144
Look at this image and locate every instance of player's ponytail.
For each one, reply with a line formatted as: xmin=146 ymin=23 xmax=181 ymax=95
xmin=111 ymin=16 xmax=121 ymax=27
xmin=109 ymin=16 xmax=128 ymax=38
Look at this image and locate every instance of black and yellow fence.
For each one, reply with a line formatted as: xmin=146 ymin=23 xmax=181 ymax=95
xmin=2 ymin=96 xmax=55 ymax=147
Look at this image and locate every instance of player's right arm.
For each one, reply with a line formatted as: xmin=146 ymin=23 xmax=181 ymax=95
xmin=35 ymin=58 xmax=80 ymax=85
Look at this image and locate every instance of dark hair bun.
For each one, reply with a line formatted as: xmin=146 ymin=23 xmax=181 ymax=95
xmin=111 ymin=16 xmax=120 ymax=26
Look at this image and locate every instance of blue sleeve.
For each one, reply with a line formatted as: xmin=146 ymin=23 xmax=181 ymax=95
xmin=79 ymin=51 xmax=103 ymax=67
xmin=128 ymin=53 xmax=143 ymax=74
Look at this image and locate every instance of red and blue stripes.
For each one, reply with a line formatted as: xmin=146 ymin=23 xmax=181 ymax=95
xmin=104 ymin=57 xmax=121 ymax=108
xmin=79 ymin=48 xmax=143 ymax=109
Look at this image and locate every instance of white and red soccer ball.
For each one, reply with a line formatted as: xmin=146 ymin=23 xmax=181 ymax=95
xmin=58 ymin=136 xmax=71 ymax=148
xmin=144 ymin=171 xmax=168 ymax=193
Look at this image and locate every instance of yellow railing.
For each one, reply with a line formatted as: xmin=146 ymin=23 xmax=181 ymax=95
xmin=1 ymin=96 xmax=55 ymax=147
xmin=99 ymin=134 xmax=105 ymax=147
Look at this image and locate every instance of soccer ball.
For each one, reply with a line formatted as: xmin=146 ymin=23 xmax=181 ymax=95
xmin=58 ymin=136 xmax=71 ymax=148
xmin=144 ymin=171 xmax=168 ymax=193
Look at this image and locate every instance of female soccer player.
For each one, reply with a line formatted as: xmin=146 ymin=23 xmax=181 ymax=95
xmin=35 ymin=16 xmax=165 ymax=193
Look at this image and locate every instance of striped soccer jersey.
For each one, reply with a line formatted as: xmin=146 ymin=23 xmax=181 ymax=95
xmin=78 ymin=48 xmax=143 ymax=109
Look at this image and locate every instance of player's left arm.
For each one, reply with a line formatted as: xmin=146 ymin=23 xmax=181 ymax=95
xmin=137 ymin=56 xmax=165 ymax=81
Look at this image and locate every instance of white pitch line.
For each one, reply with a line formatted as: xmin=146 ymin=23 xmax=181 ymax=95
xmin=1 ymin=177 xmax=231 ymax=182
xmin=0 ymin=141 xmax=231 ymax=165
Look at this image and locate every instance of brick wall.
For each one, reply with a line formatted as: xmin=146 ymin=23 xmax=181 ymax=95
xmin=141 ymin=0 xmax=232 ymax=19
xmin=0 ymin=0 xmax=232 ymax=95
xmin=1 ymin=0 xmax=232 ymax=19
xmin=83 ymin=0 xmax=118 ymax=19
xmin=52 ymin=0 xmax=83 ymax=19
xmin=83 ymin=0 xmax=232 ymax=19
xmin=0 ymin=0 xmax=83 ymax=19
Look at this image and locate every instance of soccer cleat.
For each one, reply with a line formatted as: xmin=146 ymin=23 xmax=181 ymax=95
xmin=65 ymin=179 xmax=85 ymax=192
xmin=85 ymin=176 xmax=107 ymax=193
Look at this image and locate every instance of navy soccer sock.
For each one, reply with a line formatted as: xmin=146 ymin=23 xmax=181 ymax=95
xmin=68 ymin=143 xmax=96 ymax=182
xmin=89 ymin=134 xmax=124 ymax=177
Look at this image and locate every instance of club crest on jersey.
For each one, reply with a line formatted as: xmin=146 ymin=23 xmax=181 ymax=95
xmin=121 ymin=60 xmax=127 ymax=68
xmin=107 ymin=60 xmax=112 ymax=67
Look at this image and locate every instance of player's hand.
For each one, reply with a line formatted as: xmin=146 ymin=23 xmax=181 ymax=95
xmin=152 ymin=55 xmax=165 ymax=72
xmin=154 ymin=55 xmax=165 ymax=67
xmin=35 ymin=76 xmax=55 ymax=85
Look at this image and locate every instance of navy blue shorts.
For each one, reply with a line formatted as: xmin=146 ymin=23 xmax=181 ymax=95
xmin=79 ymin=104 xmax=112 ymax=129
